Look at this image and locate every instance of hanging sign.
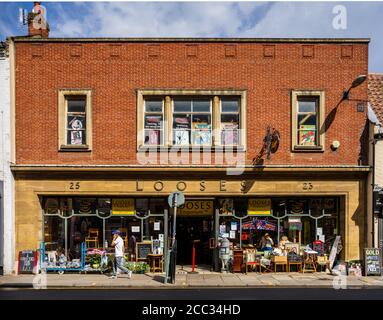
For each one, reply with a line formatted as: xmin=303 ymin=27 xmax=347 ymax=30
xmin=112 ymin=198 xmax=135 ymax=215
xmin=248 ymin=199 xmax=271 ymax=215
xmin=178 ymin=200 xmax=213 ymax=216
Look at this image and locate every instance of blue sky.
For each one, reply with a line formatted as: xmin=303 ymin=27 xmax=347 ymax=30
xmin=0 ymin=1 xmax=382 ymax=71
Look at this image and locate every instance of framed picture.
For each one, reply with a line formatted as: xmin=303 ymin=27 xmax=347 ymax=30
xmin=285 ymin=242 xmax=300 ymax=255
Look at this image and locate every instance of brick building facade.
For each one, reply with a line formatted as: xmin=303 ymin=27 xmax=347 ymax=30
xmin=8 ymin=37 xmax=371 ymax=273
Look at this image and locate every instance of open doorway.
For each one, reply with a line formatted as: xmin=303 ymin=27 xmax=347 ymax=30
xmin=176 ymin=216 xmax=213 ymax=267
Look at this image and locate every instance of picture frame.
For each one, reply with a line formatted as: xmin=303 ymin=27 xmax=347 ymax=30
xmin=285 ymin=242 xmax=300 ymax=255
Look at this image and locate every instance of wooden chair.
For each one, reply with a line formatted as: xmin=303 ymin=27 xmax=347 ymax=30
xmin=85 ymin=228 xmax=99 ymax=248
xmin=245 ymin=249 xmax=260 ymax=274
xmin=272 ymin=255 xmax=288 ymax=272
xmin=119 ymin=228 xmax=129 ymax=250
xmin=303 ymin=252 xmax=317 ymax=273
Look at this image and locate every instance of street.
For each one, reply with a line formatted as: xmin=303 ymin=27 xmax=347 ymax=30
xmin=1 ymin=288 xmax=383 ymax=300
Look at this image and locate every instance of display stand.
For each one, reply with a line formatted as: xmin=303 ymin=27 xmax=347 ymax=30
xmin=39 ymin=242 xmax=86 ymax=273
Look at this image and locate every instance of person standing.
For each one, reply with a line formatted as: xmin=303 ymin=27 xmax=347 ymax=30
xmin=109 ymin=230 xmax=132 ymax=279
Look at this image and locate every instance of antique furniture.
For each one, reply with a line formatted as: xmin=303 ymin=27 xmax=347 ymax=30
xmin=232 ymin=249 xmax=244 ymax=273
xmin=147 ymin=253 xmax=163 ymax=273
xmin=245 ymin=249 xmax=260 ymax=274
xmin=272 ymin=255 xmax=288 ymax=272
xmin=303 ymin=251 xmax=317 ymax=273
xmin=85 ymin=228 xmax=99 ymax=248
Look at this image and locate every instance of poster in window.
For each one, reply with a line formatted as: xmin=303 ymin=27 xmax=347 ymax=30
xmin=70 ymin=130 xmax=83 ymax=145
xmin=145 ymin=115 xmax=162 ymax=129
xmin=174 ymin=130 xmax=189 ymax=145
xmin=145 ymin=129 xmax=159 ymax=145
xmin=193 ymin=124 xmax=211 ymax=145
xmin=174 ymin=116 xmax=190 ymax=129
xmin=221 ymin=123 xmax=239 ymax=145
xmin=219 ymin=199 xmax=234 ymax=215
xmin=299 ymin=125 xmax=316 ymax=146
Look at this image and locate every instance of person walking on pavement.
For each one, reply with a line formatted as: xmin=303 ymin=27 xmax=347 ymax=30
xmin=109 ymin=230 xmax=132 ymax=279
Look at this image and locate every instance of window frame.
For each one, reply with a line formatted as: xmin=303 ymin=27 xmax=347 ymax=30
xmin=143 ymin=98 xmax=165 ymax=147
xmin=291 ymin=90 xmax=325 ymax=152
xmin=220 ymin=97 xmax=241 ymax=147
xmin=58 ymin=89 xmax=92 ymax=151
xmin=171 ymin=97 xmax=213 ymax=147
xmin=136 ymin=90 xmax=247 ymax=151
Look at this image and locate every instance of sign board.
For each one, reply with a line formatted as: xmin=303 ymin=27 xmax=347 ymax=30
xmin=329 ymin=236 xmax=341 ymax=269
xmin=168 ymin=191 xmax=185 ymax=208
xmin=248 ymin=199 xmax=271 ymax=215
xmin=112 ymin=198 xmax=135 ymax=215
xmin=18 ymin=250 xmax=38 ymax=274
xmin=364 ymin=248 xmax=382 ymax=276
xmin=178 ymin=200 xmax=214 ymax=216
xmin=136 ymin=241 xmax=153 ymax=261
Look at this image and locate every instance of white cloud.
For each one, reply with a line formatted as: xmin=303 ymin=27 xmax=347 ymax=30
xmin=47 ymin=2 xmax=383 ymax=71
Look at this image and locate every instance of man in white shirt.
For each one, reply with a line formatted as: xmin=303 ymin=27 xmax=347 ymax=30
xmin=109 ymin=230 xmax=132 ymax=279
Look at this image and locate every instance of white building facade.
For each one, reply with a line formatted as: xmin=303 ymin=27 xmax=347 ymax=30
xmin=0 ymin=42 xmax=14 ymax=275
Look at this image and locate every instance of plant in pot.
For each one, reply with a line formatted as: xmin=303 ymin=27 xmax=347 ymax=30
xmin=87 ymin=254 xmax=101 ymax=270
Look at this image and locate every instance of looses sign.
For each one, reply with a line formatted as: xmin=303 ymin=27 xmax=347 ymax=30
xmin=248 ymin=199 xmax=271 ymax=215
xmin=178 ymin=200 xmax=214 ymax=216
xmin=112 ymin=198 xmax=135 ymax=215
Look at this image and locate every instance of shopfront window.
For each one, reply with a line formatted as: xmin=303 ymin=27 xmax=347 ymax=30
xmin=144 ymin=99 xmax=164 ymax=146
xmin=42 ymin=196 xmax=167 ymax=261
xmin=221 ymin=98 xmax=240 ymax=146
xmin=218 ymin=197 xmax=339 ymax=254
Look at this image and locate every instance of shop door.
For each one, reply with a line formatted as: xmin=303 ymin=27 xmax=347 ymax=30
xmin=176 ymin=216 xmax=214 ymax=266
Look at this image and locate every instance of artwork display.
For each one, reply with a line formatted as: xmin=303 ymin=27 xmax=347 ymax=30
xmin=221 ymin=123 xmax=239 ymax=145
xmin=70 ymin=130 xmax=83 ymax=145
xmin=174 ymin=130 xmax=189 ymax=145
xmin=219 ymin=199 xmax=234 ymax=215
xmin=299 ymin=125 xmax=316 ymax=146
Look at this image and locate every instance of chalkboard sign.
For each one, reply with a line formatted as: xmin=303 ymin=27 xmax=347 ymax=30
xmin=136 ymin=242 xmax=152 ymax=261
xmin=364 ymin=248 xmax=382 ymax=276
xmin=18 ymin=250 xmax=38 ymax=274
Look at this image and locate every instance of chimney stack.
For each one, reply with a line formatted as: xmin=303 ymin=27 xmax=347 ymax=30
xmin=28 ymin=2 xmax=49 ymax=38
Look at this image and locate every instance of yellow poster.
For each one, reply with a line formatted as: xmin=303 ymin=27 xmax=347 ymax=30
xmin=112 ymin=198 xmax=135 ymax=215
xmin=248 ymin=198 xmax=271 ymax=215
xmin=178 ymin=200 xmax=214 ymax=216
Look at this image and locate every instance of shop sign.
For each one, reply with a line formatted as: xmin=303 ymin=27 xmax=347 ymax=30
xmin=248 ymin=198 xmax=271 ymax=215
xmin=178 ymin=200 xmax=214 ymax=216
xmin=112 ymin=198 xmax=135 ymax=215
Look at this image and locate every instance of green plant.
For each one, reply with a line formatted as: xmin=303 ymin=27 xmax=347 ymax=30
xmin=125 ymin=261 xmax=149 ymax=273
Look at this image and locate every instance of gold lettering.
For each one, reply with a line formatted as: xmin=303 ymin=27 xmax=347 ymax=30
xmin=241 ymin=180 xmax=246 ymax=192
xmin=136 ymin=179 xmax=143 ymax=192
xmin=153 ymin=181 xmax=164 ymax=192
xmin=200 ymin=181 xmax=206 ymax=192
xmin=220 ymin=180 xmax=227 ymax=192
xmin=176 ymin=181 xmax=187 ymax=192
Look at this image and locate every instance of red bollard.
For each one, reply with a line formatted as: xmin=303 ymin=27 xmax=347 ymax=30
xmin=192 ymin=243 xmax=196 ymax=273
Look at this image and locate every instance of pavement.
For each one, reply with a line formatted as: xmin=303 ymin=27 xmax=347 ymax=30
xmin=1 ymin=265 xmax=383 ymax=289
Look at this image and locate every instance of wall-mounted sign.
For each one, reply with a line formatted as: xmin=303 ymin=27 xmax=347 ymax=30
xmin=112 ymin=198 xmax=135 ymax=215
xmin=248 ymin=199 xmax=271 ymax=215
xmin=178 ymin=200 xmax=214 ymax=216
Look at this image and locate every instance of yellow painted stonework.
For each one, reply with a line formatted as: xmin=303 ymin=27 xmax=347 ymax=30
xmin=14 ymin=177 xmax=366 ymax=270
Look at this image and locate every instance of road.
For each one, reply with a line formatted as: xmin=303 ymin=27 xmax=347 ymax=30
xmin=1 ymin=288 xmax=383 ymax=300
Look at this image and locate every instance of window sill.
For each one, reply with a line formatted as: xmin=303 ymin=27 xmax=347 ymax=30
xmin=292 ymin=146 xmax=324 ymax=153
xmin=137 ymin=145 xmax=246 ymax=152
xmin=59 ymin=145 xmax=91 ymax=152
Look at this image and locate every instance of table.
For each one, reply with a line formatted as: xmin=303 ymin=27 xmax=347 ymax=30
xmin=147 ymin=254 xmax=163 ymax=273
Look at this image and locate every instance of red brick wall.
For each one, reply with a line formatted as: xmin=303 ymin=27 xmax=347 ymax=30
xmin=14 ymin=41 xmax=369 ymax=165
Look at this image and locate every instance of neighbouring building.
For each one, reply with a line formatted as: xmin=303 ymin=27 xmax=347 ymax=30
xmin=0 ymin=41 xmax=14 ymax=275
xmin=7 ymin=14 xmax=372 ymax=273
xmin=368 ymin=73 xmax=383 ymax=250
